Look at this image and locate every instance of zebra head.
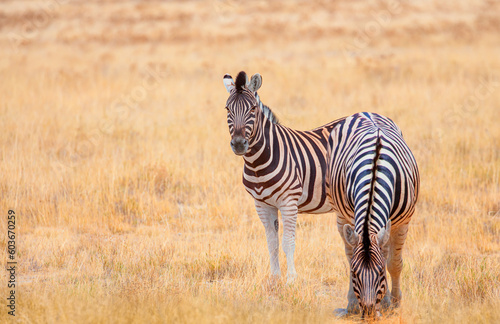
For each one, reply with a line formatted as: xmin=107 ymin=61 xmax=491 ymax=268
xmin=343 ymin=221 xmax=391 ymax=317
xmin=223 ymin=71 xmax=262 ymax=156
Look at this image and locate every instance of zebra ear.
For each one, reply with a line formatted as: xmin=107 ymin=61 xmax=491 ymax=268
xmin=343 ymin=224 xmax=359 ymax=247
xmin=377 ymin=220 xmax=391 ymax=247
xmin=248 ymin=73 xmax=262 ymax=92
xmin=223 ymin=74 xmax=235 ymax=93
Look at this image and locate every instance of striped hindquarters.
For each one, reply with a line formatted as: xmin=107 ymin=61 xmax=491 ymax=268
xmin=243 ymin=118 xmax=343 ymax=214
xmin=327 ymin=112 xmax=419 ymax=230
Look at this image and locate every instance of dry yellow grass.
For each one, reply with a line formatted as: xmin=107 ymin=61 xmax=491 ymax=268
xmin=0 ymin=0 xmax=499 ymax=323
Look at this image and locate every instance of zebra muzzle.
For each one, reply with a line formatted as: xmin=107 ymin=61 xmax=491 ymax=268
xmin=230 ymin=136 xmax=249 ymax=155
xmin=361 ymin=303 xmax=380 ymax=319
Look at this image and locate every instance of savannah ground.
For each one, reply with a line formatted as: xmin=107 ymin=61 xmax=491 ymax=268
xmin=0 ymin=0 xmax=499 ymax=323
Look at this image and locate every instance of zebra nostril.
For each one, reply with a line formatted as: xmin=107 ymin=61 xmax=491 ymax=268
xmin=229 ymin=135 xmax=249 ymax=155
xmin=231 ymin=137 xmax=247 ymax=147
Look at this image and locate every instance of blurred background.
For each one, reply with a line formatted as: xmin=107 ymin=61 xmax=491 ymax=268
xmin=0 ymin=0 xmax=499 ymax=323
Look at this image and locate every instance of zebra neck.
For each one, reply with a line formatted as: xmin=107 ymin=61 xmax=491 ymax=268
xmin=254 ymin=92 xmax=279 ymax=125
xmin=243 ymin=108 xmax=276 ymax=166
xmin=243 ymin=93 xmax=279 ymax=165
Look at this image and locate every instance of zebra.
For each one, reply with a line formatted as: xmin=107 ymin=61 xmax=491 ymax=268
xmin=222 ymin=71 xmax=346 ymax=282
xmin=325 ymin=112 xmax=419 ymax=317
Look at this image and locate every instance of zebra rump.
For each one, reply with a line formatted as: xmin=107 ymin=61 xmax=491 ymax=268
xmin=326 ymin=112 xmax=419 ymax=237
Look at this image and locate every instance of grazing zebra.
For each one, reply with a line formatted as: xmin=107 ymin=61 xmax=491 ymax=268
xmin=222 ymin=71 xmax=345 ymax=282
xmin=326 ymin=112 xmax=419 ymax=317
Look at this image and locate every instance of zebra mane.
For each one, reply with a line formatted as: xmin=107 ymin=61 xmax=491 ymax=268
xmin=235 ymin=71 xmax=247 ymax=92
xmin=362 ymin=216 xmax=372 ymax=259
xmin=362 ymin=135 xmax=384 ymax=258
xmin=255 ymin=92 xmax=279 ymax=125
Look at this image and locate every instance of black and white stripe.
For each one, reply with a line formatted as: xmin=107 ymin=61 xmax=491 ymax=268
xmin=223 ymin=71 xmax=345 ymax=281
xmin=326 ymin=112 xmax=419 ymax=316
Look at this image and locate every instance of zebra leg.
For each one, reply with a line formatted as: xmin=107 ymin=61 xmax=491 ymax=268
xmin=387 ymin=223 xmax=409 ymax=308
xmin=345 ymin=244 xmax=360 ymax=313
xmin=255 ymin=201 xmax=281 ymax=277
xmin=337 ymin=220 xmax=360 ymax=314
xmin=280 ymin=204 xmax=298 ymax=283
xmin=381 ymin=237 xmax=392 ymax=310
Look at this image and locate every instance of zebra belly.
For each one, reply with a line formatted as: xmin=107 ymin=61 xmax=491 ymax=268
xmin=297 ymin=196 xmax=334 ymax=214
xmin=245 ymin=180 xmax=333 ymax=214
xmin=248 ymin=192 xmax=334 ymax=214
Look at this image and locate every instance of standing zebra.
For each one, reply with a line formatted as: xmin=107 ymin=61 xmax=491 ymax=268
xmin=326 ymin=112 xmax=419 ymax=317
xmin=222 ymin=71 xmax=345 ymax=282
